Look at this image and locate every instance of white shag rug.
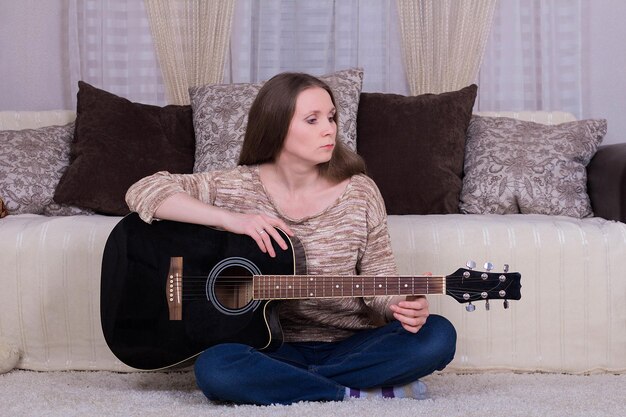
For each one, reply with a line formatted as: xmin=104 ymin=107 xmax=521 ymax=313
xmin=1 ymin=370 xmax=625 ymax=417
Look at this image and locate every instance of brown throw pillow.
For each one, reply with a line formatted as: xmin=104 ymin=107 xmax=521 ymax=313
xmin=356 ymin=84 xmax=477 ymax=215
xmin=54 ymin=82 xmax=196 ymax=215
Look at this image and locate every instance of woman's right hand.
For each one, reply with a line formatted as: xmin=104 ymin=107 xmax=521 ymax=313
xmin=154 ymin=192 xmax=294 ymax=258
xmin=220 ymin=211 xmax=294 ymax=258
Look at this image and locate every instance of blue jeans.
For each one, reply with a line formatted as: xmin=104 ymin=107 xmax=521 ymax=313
xmin=194 ymin=314 xmax=456 ymax=405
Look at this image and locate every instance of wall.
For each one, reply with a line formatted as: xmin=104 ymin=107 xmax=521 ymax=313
xmin=585 ymin=0 xmax=626 ymax=145
xmin=0 ymin=0 xmax=67 ymax=110
xmin=0 ymin=1 xmax=624 ymax=145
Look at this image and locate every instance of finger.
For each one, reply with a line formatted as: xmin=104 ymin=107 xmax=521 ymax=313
xmin=391 ymin=306 xmax=428 ymax=319
xmin=263 ymin=226 xmax=289 ymax=251
xmin=256 ymin=228 xmax=277 ymax=258
xmin=251 ymin=224 xmax=285 ymax=253
xmin=398 ymin=299 xmax=426 ymax=309
xmin=268 ymin=215 xmax=294 ymax=236
xmin=250 ymin=232 xmax=269 ymax=255
xmin=397 ymin=319 xmax=427 ymax=335
xmin=393 ymin=313 xmax=426 ymax=333
xmin=401 ymin=322 xmax=423 ymax=334
xmin=274 ymin=220 xmax=295 ymax=237
xmin=392 ymin=301 xmax=428 ymax=315
xmin=267 ymin=220 xmax=295 ymax=248
xmin=257 ymin=214 xmax=294 ymax=237
xmin=400 ymin=296 xmax=429 ymax=310
xmin=248 ymin=223 xmax=273 ymax=256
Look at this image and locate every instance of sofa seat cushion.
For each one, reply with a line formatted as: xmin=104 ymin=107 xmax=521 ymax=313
xmin=2 ymin=212 xmax=625 ymax=373
xmin=387 ymin=213 xmax=626 ymax=373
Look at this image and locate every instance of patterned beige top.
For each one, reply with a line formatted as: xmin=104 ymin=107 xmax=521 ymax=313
xmin=125 ymin=165 xmax=398 ymax=343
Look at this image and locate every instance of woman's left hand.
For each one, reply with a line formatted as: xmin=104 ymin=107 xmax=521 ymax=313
xmin=388 ymin=295 xmax=430 ymax=334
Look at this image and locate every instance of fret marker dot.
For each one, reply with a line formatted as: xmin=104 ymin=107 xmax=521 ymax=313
xmin=275 ymin=285 xmax=280 ymax=289
xmin=378 ymin=284 xmax=382 ymax=288
xmin=356 ymin=284 xmax=360 ymax=288
xmin=404 ymin=284 xmax=408 ymax=288
xmin=335 ymin=285 xmax=340 ymax=289
xmin=309 ymin=292 xmax=314 ymax=296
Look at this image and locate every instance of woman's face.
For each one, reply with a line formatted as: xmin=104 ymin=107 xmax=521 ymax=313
xmin=278 ymin=87 xmax=337 ymax=167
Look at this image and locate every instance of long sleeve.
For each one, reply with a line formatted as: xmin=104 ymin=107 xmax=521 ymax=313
xmin=125 ymin=171 xmax=216 ymax=223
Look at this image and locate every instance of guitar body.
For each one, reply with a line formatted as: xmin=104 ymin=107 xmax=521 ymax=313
xmin=101 ymin=213 xmax=304 ymax=370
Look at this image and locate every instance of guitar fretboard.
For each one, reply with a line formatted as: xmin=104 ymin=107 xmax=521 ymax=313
xmin=252 ymin=275 xmax=446 ymax=300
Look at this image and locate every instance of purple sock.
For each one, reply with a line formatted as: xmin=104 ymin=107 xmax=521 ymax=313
xmin=345 ymin=380 xmax=428 ymax=400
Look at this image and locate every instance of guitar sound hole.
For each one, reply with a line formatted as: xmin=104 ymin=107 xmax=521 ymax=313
xmin=213 ymin=266 xmax=254 ymax=310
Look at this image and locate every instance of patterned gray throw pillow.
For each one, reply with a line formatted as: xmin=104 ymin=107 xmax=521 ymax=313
xmin=460 ymin=116 xmax=607 ymax=218
xmin=0 ymin=123 xmax=91 ymax=216
xmin=189 ymin=68 xmax=364 ymax=173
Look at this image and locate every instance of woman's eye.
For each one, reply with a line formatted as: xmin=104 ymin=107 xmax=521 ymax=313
xmin=328 ymin=117 xmax=335 ymax=123
xmin=307 ymin=118 xmax=317 ymax=124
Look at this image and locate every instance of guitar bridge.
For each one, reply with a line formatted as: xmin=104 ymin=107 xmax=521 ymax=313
xmin=167 ymin=257 xmax=183 ymax=320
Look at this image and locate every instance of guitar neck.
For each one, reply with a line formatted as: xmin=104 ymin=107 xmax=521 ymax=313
xmin=252 ymin=275 xmax=446 ymax=300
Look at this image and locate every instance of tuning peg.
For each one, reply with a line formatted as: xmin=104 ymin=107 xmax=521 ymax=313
xmin=503 ymin=300 xmax=509 ymax=309
xmin=484 ymin=262 xmax=494 ymax=271
xmin=485 ymin=300 xmax=490 ymax=311
xmin=503 ymin=264 xmax=510 ymax=273
xmin=466 ymin=260 xmax=476 ymax=270
xmin=466 ymin=302 xmax=476 ymax=312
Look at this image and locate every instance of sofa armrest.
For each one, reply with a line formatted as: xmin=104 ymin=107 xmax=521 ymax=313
xmin=587 ymin=143 xmax=626 ymax=223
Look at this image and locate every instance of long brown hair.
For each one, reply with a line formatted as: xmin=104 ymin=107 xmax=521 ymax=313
xmin=238 ymin=72 xmax=365 ymax=182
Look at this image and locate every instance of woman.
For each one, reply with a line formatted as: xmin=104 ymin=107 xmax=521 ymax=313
xmin=126 ymin=72 xmax=456 ymax=405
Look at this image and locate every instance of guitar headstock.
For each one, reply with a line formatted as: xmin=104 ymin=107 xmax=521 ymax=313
xmin=445 ymin=262 xmax=521 ymax=311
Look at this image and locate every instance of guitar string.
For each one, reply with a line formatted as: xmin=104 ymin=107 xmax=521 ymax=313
xmin=166 ymin=275 xmax=505 ymax=280
xmin=170 ymin=276 xmax=512 ymax=288
xmin=171 ymin=287 xmax=508 ymax=299
xmin=164 ymin=275 xmax=513 ymax=299
xmin=165 ymin=276 xmax=510 ymax=286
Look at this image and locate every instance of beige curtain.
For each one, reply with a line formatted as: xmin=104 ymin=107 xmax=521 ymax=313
xmin=396 ymin=0 xmax=497 ymax=95
xmin=144 ymin=0 xmax=235 ymax=105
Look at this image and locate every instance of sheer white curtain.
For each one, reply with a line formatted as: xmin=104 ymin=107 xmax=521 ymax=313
xmin=64 ymin=0 xmax=585 ymax=116
xmin=477 ymin=0 xmax=584 ymax=117
xmin=396 ymin=0 xmax=497 ymax=95
xmin=68 ymin=0 xmax=166 ymax=107
xmin=144 ymin=0 xmax=235 ymax=105
xmin=226 ymin=0 xmax=408 ymax=94
xmin=66 ymin=0 xmax=407 ymax=107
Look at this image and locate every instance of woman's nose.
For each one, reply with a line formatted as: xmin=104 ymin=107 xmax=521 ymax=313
xmin=322 ymin=119 xmax=336 ymax=136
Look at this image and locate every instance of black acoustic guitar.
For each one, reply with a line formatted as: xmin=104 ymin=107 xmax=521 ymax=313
xmin=101 ymin=213 xmax=522 ymax=370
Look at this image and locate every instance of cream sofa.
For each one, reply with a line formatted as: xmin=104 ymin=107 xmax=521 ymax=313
xmin=1 ymin=110 xmax=625 ymax=374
